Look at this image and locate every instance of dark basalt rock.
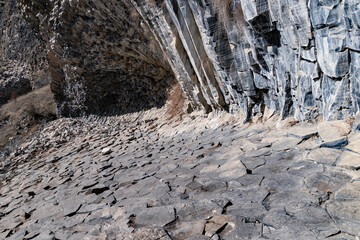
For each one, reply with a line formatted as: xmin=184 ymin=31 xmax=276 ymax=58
xmin=12 ymin=0 xmax=360 ymax=120
xmin=0 ymin=0 xmax=50 ymax=105
xmin=0 ymin=1 xmax=333 ymax=127
xmin=18 ymin=0 xmax=176 ymax=117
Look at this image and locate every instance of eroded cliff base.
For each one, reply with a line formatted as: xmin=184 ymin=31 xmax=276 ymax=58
xmin=1 ymin=108 xmax=360 ymax=239
xmin=16 ymin=0 xmax=360 ymax=121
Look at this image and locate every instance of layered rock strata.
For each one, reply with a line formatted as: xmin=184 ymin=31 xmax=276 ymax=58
xmin=18 ymin=0 xmax=360 ymax=120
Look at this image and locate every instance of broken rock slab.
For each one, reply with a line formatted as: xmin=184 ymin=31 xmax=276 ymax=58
xmin=286 ymin=124 xmax=318 ymax=140
xmin=318 ymin=121 xmax=351 ymax=142
xmin=326 ymin=201 xmax=360 ymax=237
xmin=307 ymin=148 xmax=342 ymax=165
xmin=345 ymin=135 xmax=360 ymax=155
xmin=320 ymin=137 xmax=348 ymax=149
xmin=135 ymin=206 xmax=175 ymax=228
xmin=336 ymin=151 xmax=360 ymax=170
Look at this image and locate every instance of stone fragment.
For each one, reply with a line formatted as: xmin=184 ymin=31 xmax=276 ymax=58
xmin=204 ymin=215 xmax=235 ymax=237
xmin=307 ymin=148 xmax=342 ymax=165
xmin=135 ymin=206 xmax=175 ymax=228
xmin=201 ymin=181 xmax=227 ymax=192
xmin=336 ymin=151 xmax=360 ymax=170
xmin=320 ymin=137 xmax=348 ymax=149
xmin=326 ymin=201 xmax=360 ymax=236
xmin=345 ymin=137 xmax=360 ymax=154
xmin=30 ymin=203 xmax=63 ymax=223
xmin=227 ymin=203 xmax=266 ymax=223
xmin=305 ymin=171 xmax=351 ymax=192
xmin=334 ymin=182 xmax=360 ymax=202
xmin=217 ymin=160 xmax=246 ymax=179
xmin=176 ymin=201 xmax=222 ymax=221
xmin=82 ymin=178 xmax=99 ymax=190
xmin=262 ymin=208 xmax=290 ymax=229
xmin=287 ymin=125 xmax=318 ymax=140
xmin=241 ymin=155 xmax=266 ymax=170
xmin=271 ymin=138 xmax=301 ymax=152
xmin=262 ymin=173 xmax=303 ymax=191
xmin=318 ymin=121 xmax=351 ymax=142
xmin=59 ymin=196 xmax=83 ymax=217
xmin=167 ymin=220 xmax=206 ymax=239
xmin=221 ymin=216 xmax=262 ymax=239
xmin=287 ymin=160 xmax=323 ymax=177
xmin=101 ymin=147 xmax=112 ymax=155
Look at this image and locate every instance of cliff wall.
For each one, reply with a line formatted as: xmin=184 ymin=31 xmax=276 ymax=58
xmin=16 ymin=0 xmax=360 ymax=120
xmin=0 ymin=0 xmax=49 ymax=105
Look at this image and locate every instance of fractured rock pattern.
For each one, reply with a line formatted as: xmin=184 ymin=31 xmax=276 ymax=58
xmin=16 ymin=0 xmax=360 ymax=121
xmin=0 ymin=0 xmax=49 ymax=105
xmin=1 ymin=111 xmax=360 ymax=239
xmin=19 ymin=0 xmax=175 ymax=117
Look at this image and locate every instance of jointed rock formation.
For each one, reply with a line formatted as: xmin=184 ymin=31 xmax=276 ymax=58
xmin=1 ymin=1 xmax=360 ymax=240
xmin=1 ymin=111 xmax=360 ymax=239
xmin=0 ymin=0 xmax=49 ymax=105
xmin=14 ymin=0 xmax=360 ymax=121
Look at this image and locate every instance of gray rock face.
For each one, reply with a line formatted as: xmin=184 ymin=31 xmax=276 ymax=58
xmin=0 ymin=0 xmax=50 ymax=105
xmin=18 ymin=0 xmax=175 ymax=117
xmin=14 ymin=0 xmax=360 ymax=120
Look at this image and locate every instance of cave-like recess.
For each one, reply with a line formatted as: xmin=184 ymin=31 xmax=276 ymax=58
xmin=20 ymin=0 xmax=175 ymax=117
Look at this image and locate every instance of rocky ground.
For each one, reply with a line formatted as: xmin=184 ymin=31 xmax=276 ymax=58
xmin=0 ymin=109 xmax=360 ymax=240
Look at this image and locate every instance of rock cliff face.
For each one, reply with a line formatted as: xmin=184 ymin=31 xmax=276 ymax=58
xmin=19 ymin=0 xmax=176 ymax=117
xmin=0 ymin=0 xmax=49 ymax=105
xmin=17 ymin=0 xmax=360 ymax=120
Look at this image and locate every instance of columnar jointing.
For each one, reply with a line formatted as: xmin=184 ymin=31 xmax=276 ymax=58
xmin=19 ymin=0 xmax=360 ymax=120
xmin=19 ymin=0 xmax=175 ymax=117
xmin=0 ymin=0 xmax=49 ymax=106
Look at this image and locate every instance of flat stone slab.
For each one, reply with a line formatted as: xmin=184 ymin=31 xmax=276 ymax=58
xmin=305 ymin=171 xmax=352 ymax=192
xmin=59 ymin=195 xmax=83 ymax=217
xmin=326 ymin=201 xmax=360 ymax=236
xmin=271 ymin=137 xmax=301 ymax=151
xmin=135 ymin=206 xmax=175 ymax=228
xmin=307 ymin=148 xmax=342 ymax=165
xmin=345 ymin=138 xmax=360 ymax=154
xmin=167 ymin=220 xmax=206 ymax=239
xmin=287 ymin=125 xmax=318 ymax=140
xmin=318 ymin=121 xmax=351 ymax=142
xmin=334 ymin=181 xmax=360 ymax=202
xmin=262 ymin=173 xmax=303 ymax=191
xmin=216 ymin=159 xmax=246 ymax=179
xmin=1 ymin=115 xmax=360 ymax=239
xmin=336 ymin=151 xmax=360 ymax=170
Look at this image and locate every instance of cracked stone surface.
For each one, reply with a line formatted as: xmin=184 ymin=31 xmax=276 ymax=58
xmin=0 ymin=110 xmax=360 ymax=239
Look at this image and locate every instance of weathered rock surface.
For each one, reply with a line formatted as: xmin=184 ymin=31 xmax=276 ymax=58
xmin=0 ymin=110 xmax=359 ymax=239
xmin=2 ymin=2 xmax=360 ymax=238
xmin=0 ymin=0 xmax=50 ymax=105
xmin=18 ymin=0 xmax=176 ymax=117
xmin=13 ymin=0 xmax=360 ymax=121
